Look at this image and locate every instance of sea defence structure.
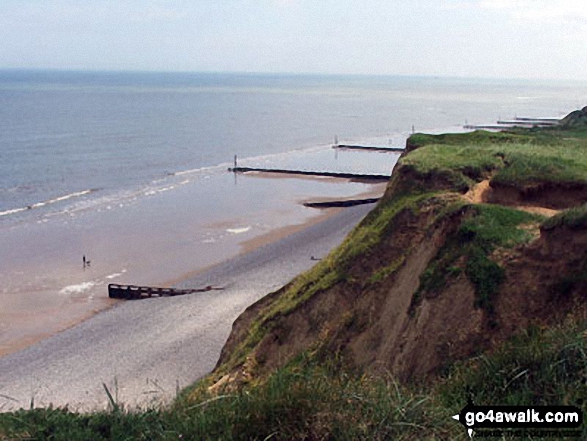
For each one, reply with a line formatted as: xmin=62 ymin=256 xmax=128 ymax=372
xmin=108 ymin=283 xmax=223 ymax=300
xmin=332 ymin=144 xmax=405 ymax=152
xmin=303 ymin=197 xmax=381 ymax=208
xmin=228 ymin=166 xmax=390 ymax=181
xmin=464 ymin=116 xmax=561 ymax=130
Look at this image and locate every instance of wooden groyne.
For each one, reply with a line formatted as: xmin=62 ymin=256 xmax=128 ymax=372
xmin=332 ymin=144 xmax=404 ymax=153
xmin=464 ymin=124 xmax=512 ymax=130
xmin=497 ymin=120 xmax=559 ymax=127
xmin=108 ymin=283 xmax=223 ymax=300
xmin=303 ymin=197 xmax=381 ymax=208
xmin=464 ymin=116 xmax=561 ymax=131
xmin=515 ymin=117 xmax=561 ymax=123
xmin=228 ymin=167 xmax=390 ymax=181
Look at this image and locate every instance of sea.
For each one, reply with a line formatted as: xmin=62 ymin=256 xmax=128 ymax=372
xmin=1 ymin=69 xmax=586 ymax=355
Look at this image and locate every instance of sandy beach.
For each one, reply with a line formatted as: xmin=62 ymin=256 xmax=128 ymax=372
xmin=0 ymin=203 xmax=374 ymax=411
xmin=0 ymin=169 xmax=385 ymax=359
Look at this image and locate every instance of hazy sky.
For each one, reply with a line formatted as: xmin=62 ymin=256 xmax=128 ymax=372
xmin=1 ymin=0 xmax=586 ymax=80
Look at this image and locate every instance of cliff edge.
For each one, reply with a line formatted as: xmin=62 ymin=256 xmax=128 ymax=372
xmin=211 ymin=118 xmax=587 ymax=389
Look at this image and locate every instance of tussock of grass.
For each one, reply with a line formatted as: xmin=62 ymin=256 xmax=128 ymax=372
xmin=459 ymin=204 xmax=543 ymax=248
xmin=491 ymin=146 xmax=587 ymax=188
xmin=439 ymin=319 xmax=587 ymax=409
xmin=367 ymin=256 xmax=405 ymax=284
xmin=0 ymin=354 xmax=449 ymax=441
xmin=176 ymin=355 xmax=446 ymax=441
xmin=401 ymin=144 xmax=502 ymax=191
xmin=3 ymin=320 xmax=587 ymax=440
xmin=542 ymin=203 xmax=587 ymax=230
xmin=0 ymin=407 xmax=167 ymax=441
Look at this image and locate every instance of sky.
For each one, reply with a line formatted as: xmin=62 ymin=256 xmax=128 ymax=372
xmin=0 ymin=0 xmax=586 ymax=80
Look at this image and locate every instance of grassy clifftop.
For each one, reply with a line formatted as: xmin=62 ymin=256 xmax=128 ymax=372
xmin=212 ymin=121 xmax=587 ymax=384
xmin=3 ymin=113 xmax=587 ymax=439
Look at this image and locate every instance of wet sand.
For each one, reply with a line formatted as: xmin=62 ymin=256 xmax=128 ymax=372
xmin=0 ymin=172 xmax=382 ymax=358
xmin=0 ymin=202 xmax=345 ymax=358
xmin=0 ymin=204 xmax=374 ymax=411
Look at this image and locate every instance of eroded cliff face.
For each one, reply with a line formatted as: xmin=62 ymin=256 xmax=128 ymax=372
xmin=212 ymin=130 xmax=587 ymax=388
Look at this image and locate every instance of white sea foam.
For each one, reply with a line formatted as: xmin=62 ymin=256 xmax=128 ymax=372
xmin=0 ymin=189 xmax=94 ymax=218
xmin=30 ymin=190 xmax=94 ymax=210
xmin=59 ymin=281 xmax=96 ymax=295
xmin=0 ymin=207 xmax=29 ymax=217
xmin=2 ymin=138 xmax=391 ymax=224
xmin=227 ymin=226 xmax=251 ymax=234
xmin=173 ymin=163 xmax=229 ymax=177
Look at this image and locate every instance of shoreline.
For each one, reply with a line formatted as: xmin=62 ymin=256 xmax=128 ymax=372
xmin=168 ymin=180 xmax=387 ymax=284
xmin=0 ymin=202 xmax=375 ymax=411
xmin=160 ymin=203 xmax=346 ymax=290
xmin=0 ymin=178 xmax=386 ymax=360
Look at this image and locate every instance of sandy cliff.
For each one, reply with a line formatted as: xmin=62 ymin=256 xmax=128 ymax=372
xmin=212 ymin=121 xmax=587 ymax=387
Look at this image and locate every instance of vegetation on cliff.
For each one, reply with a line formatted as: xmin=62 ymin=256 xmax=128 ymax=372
xmin=212 ymin=119 xmax=587 ymax=386
xmin=2 ymin=319 xmax=586 ymax=440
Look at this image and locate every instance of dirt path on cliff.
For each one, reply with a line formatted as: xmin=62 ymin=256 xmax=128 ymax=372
xmin=463 ymin=179 xmax=560 ymax=217
xmin=0 ymin=205 xmax=373 ymax=412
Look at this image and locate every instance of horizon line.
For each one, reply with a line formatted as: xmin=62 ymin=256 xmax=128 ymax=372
xmin=0 ymin=66 xmax=585 ymax=84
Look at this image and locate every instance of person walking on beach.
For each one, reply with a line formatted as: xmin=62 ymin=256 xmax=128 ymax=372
xmin=83 ymin=255 xmax=86 ymax=269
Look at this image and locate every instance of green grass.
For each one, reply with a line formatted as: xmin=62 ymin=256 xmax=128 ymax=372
xmin=437 ymin=319 xmax=587 ymax=440
xmin=367 ymin=256 xmax=405 ymax=284
xmin=0 ymin=354 xmax=449 ymax=441
xmin=458 ymin=203 xmax=543 ymax=248
xmin=407 ymin=130 xmax=547 ymax=150
xmin=402 ymin=130 xmax=587 ymax=193
xmin=490 ymin=144 xmax=587 ymax=189
xmin=542 ymin=203 xmax=587 ymax=230
xmin=3 ymin=319 xmax=587 ymax=440
xmin=439 ymin=319 xmax=587 ymax=409
xmin=413 ymin=204 xmax=543 ymax=315
xmin=400 ymin=143 xmax=502 ymax=192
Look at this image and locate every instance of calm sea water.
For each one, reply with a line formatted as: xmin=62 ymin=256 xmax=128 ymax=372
xmin=1 ymin=70 xmax=587 ymax=355
xmin=1 ymin=70 xmax=586 ymax=221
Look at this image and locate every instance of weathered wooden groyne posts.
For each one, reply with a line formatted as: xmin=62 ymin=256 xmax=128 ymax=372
xmin=108 ymin=283 xmax=223 ymax=300
xmin=227 ymin=166 xmax=391 ymax=181
xmin=514 ymin=117 xmax=561 ymax=123
xmin=496 ymin=119 xmax=560 ymax=127
xmin=229 ymin=137 xmax=405 ymax=181
xmin=303 ymin=197 xmax=381 ymax=208
xmin=331 ymin=144 xmax=405 ymax=153
xmin=464 ymin=116 xmax=562 ymax=130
